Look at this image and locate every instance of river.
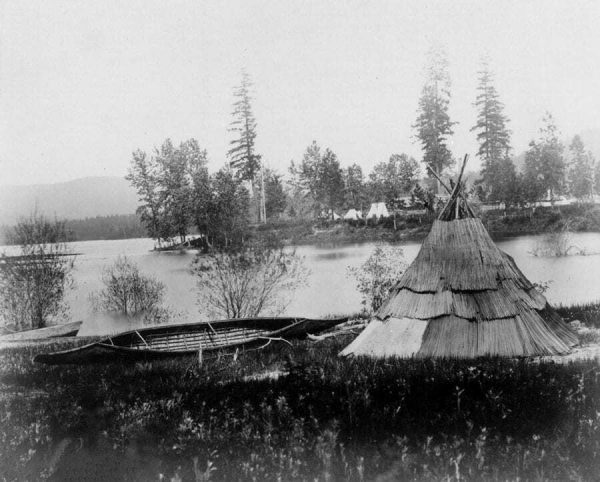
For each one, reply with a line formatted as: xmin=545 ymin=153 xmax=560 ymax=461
xmin=3 ymin=233 xmax=600 ymax=335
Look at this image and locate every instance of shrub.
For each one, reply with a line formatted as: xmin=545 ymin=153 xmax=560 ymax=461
xmin=347 ymin=245 xmax=406 ymax=312
xmin=90 ymin=256 xmax=168 ymax=322
xmin=193 ymin=241 xmax=308 ymax=319
xmin=0 ymin=212 xmax=74 ymax=330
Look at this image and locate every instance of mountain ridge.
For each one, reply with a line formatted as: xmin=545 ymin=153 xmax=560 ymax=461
xmin=0 ymin=176 xmax=139 ymax=225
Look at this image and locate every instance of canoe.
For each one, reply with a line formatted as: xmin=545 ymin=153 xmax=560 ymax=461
xmin=34 ymin=316 xmax=347 ymax=364
xmin=0 ymin=321 xmax=82 ymax=342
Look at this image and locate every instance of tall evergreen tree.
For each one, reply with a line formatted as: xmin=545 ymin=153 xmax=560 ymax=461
xmin=228 ymin=70 xmax=265 ymax=222
xmin=471 ymin=58 xmax=512 ymax=197
xmin=568 ymin=135 xmax=595 ymax=201
xmin=413 ymin=46 xmax=455 ymax=190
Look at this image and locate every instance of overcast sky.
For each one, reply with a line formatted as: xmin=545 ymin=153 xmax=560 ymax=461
xmin=1 ymin=0 xmax=599 ymax=186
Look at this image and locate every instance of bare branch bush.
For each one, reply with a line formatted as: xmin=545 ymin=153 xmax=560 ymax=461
xmin=0 ymin=212 xmax=74 ymax=330
xmin=347 ymin=245 xmax=407 ymax=313
xmin=530 ymin=221 xmax=586 ymax=257
xmin=90 ymin=256 xmax=170 ymax=324
xmin=193 ymin=242 xmax=308 ymax=319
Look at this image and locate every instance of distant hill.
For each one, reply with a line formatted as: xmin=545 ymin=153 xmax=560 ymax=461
xmin=0 ymin=176 xmax=138 ymax=225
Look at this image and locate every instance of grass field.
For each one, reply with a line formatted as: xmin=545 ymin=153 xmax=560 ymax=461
xmin=1 ymin=323 xmax=600 ymax=481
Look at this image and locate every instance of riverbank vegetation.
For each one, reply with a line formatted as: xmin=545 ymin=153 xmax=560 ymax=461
xmin=0 ymin=213 xmax=75 ymax=331
xmin=192 ymin=240 xmax=309 ymax=319
xmin=89 ymin=256 xmax=171 ymax=324
xmin=1 ymin=315 xmax=600 ymax=480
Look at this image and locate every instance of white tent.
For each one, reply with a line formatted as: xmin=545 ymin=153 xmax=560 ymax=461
xmin=320 ymin=209 xmax=341 ymax=220
xmin=366 ymin=202 xmax=389 ymax=219
xmin=343 ymin=209 xmax=362 ymax=220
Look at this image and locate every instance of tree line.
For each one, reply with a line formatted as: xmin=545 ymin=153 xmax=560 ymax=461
xmin=128 ymin=49 xmax=600 ymax=247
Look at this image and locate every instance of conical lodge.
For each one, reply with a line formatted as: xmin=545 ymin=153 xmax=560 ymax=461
xmin=341 ymin=161 xmax=578 ymax=358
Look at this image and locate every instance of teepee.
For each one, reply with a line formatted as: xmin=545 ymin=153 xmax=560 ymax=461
xmin=341 ymin=157 xmax=577 ymax=358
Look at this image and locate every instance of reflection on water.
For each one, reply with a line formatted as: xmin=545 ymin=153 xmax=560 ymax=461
xmin=4 ymin=233 xmax=600 ymax=336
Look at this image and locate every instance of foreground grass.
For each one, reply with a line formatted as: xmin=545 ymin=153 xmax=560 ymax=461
xmin=1 ymin=335 xmax=600 ymax=481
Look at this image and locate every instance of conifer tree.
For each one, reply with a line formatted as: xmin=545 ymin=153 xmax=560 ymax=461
xmin=471 ymin=58 xmax=512 ymax=197
xmin=413 ymin=46 xmax=455 ymax=191
xmin=228 ymin=70 xmax=265 ymax=222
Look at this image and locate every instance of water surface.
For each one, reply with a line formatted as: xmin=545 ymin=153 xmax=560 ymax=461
xmin=4 ymin=233 xmax=600 ymax=336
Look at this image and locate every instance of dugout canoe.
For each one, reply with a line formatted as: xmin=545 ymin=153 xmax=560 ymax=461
xmin=34 ymin=316 xmax=347 ymax=364
xmin=0 ymin=321 xmax=82 ymax=343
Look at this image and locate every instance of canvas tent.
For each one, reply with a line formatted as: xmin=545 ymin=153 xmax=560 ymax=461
xmin=344 ymin=209 xmax=362 ymax=220
xmin=341 ymin=158 xmax=577 ymax=358
xmin=320 ymin=209 xmax=341 ymax=220
xmin=366 ymin=202 xmax=389 ymax=219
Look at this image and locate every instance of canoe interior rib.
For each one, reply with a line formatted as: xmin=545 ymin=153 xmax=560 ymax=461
xmin=34 ymin=317 xmax=347 ymax=364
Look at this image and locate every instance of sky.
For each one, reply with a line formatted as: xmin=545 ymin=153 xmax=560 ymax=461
xmin=1 ymin=0 xmax=600 ymax=186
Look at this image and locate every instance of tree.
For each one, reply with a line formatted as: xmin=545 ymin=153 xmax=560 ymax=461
xmin=90 ymin=256 xmax=168 ymax=323
xmin=413 ymin=45 xmax=455 ymax=189
xmin=206 ymin=167 xmax=251 ymax=248
xmin=126 ymin=149 xmax=163 ymax=243
xmin=347 ymin=245 xmax=407 ymax=312
xmin=318 ymin=149 xmax=345 ymax=217
xmin=411 ymin=183 xmax=436 ymax=213
xmin=568 ymin=135 xmax=595 ymax=201
xmin=368 ymin=154 xmax=420 ymax=205
xmin=189 ymin=143 xmax=213 ymax=240
xmin=471 ymin=58 xmax=512 ymax=199
xmin=290 ymin=142 xmax=345 ymax=218
xmin=0 ymin=213 xmax=74 ymax=330
xmin=156 ymin=139 xmax=193 ymax=244
xmin=523 ymin=113 xmax=566 ymax=201
xmin=481 ymin=154 xmax=522 ymax=207
xmin=343 ymin=164 xmax=368 ymax=210
xmin=264 ymin=169 xmax=287 ymax=220
xmin=193 ymin=241 xmax=308 ymax=319
xmin=228 ymin=70 xmax=265 ymax=222
xmin=127 ymin=138 xmax=210 ymax=245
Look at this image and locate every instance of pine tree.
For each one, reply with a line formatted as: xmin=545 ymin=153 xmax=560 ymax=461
xmin=471 ymin=58 xmax=511 ymax=197
xmin=228 ymin=70 xmax=265 ymax=222
xmin=413 ymin=46 xmax=455 ymax=190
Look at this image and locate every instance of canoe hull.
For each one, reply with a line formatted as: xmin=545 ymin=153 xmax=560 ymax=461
xmin=0 ymin=321 xmax=82 ymax=342
xmin=34 ymin=317 xmax=346 ymax=364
